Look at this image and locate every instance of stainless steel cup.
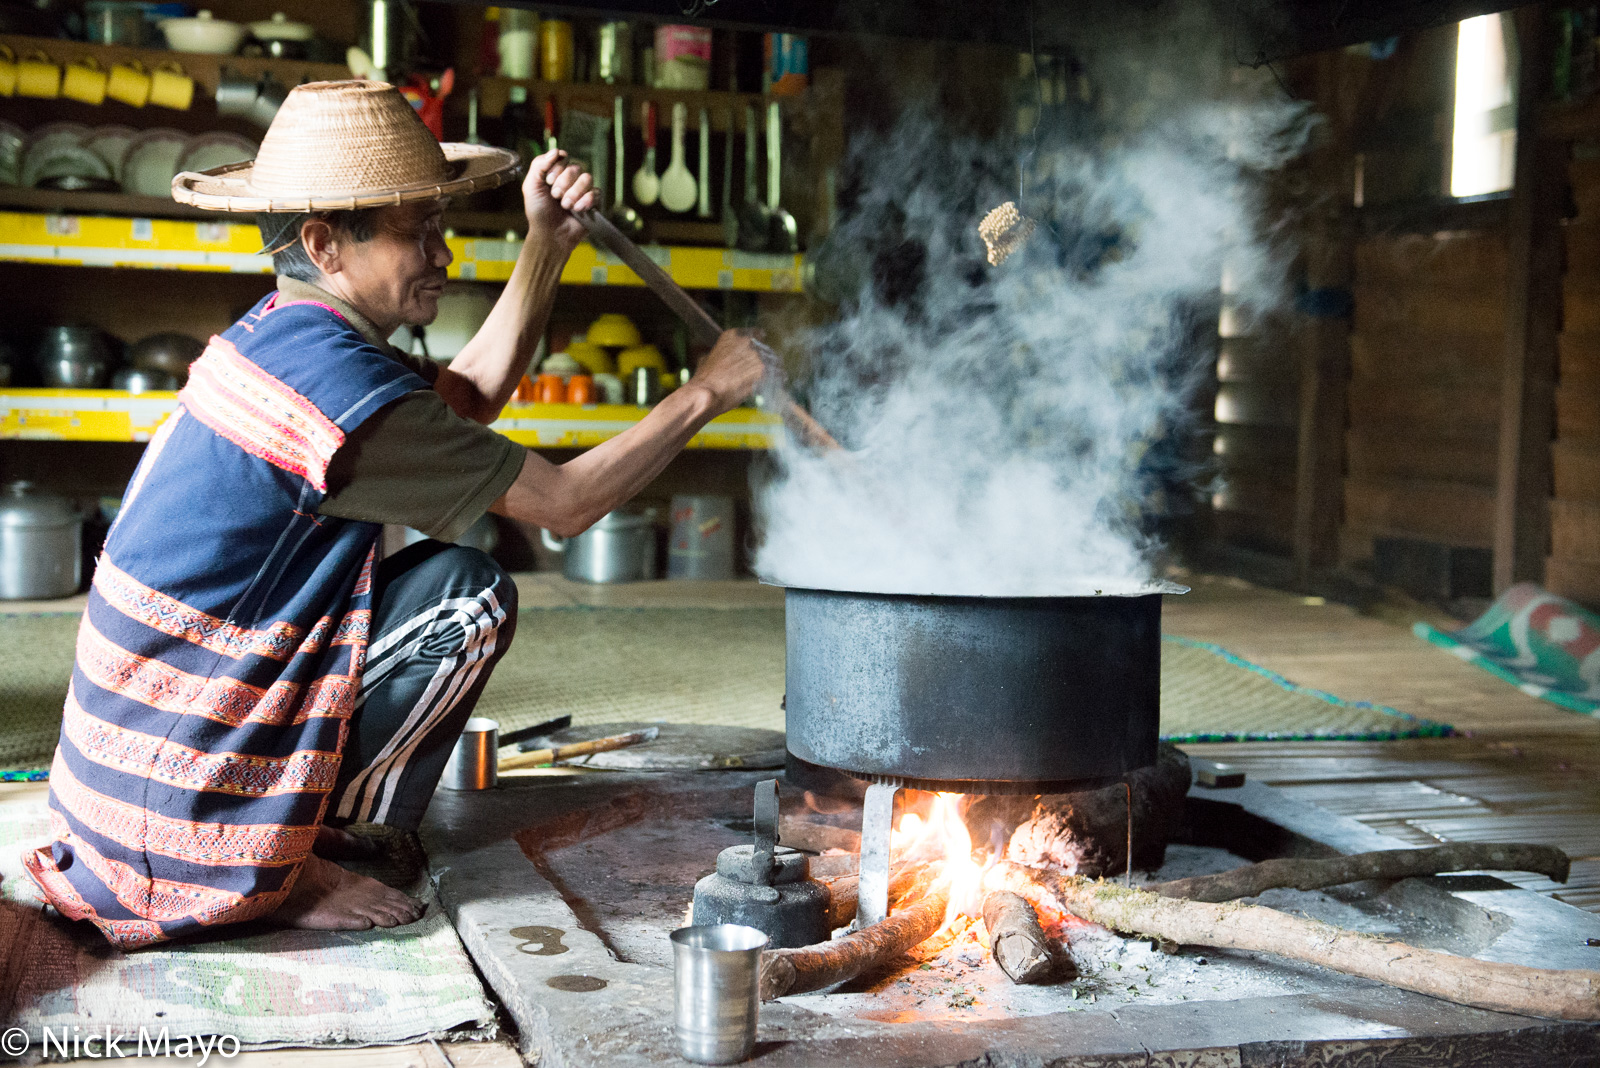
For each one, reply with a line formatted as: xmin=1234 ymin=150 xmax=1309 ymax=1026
xmin=441 ymin=717 xmax=498 ymax=790
xmin=671 ymin=924 xmax=767 ymax=1064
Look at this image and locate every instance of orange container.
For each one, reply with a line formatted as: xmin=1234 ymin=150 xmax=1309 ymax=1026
xmin=533 ymin=373 xmax=567 ymax=403
xmin=514 ymin=374 xmax=536 ymax=403
xmin=567 ymin=374 xmax=596 ymax=404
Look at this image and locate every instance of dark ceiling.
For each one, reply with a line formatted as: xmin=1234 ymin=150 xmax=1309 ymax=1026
xmin=436 ymin=0 xmax=1518 ymax=61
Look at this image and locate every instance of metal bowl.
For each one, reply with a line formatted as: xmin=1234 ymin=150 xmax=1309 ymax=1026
xmin=111 ymin=367 xmax=179 ymax=394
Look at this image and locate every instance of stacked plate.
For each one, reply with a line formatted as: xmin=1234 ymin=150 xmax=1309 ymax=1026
xmin=3 ymin=124 xmax=256 ymax=196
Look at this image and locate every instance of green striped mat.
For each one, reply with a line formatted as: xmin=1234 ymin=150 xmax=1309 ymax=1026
xmin=0 ymin=605 xmax=1450 ymax=776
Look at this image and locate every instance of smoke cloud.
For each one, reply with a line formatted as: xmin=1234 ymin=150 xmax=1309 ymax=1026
xmin=753 ymin=61 xmax=1314 ymax=597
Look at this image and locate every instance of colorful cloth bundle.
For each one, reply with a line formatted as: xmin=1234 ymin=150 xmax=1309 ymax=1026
xmin=1415 ymin=583 xmax=1600 ymax=716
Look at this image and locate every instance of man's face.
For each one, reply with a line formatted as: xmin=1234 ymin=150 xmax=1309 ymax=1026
xmin=330 ymin=201 xmax=452 ymax=329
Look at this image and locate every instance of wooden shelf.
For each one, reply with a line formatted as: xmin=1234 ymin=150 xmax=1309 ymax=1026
xmin=0 ymin=389 xmax=781 ymax=448
xmin=0 ymin=33 xmax=350 ymax=100
xmin=0 ymin=209 xmax=804 ymax=290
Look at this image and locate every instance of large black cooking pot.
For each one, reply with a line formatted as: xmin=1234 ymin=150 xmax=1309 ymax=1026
xmin=784 ymin=586 xmax=1173 ymax=793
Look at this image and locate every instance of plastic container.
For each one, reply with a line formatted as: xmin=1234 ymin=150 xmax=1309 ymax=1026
xmin=497 ymin=8 xmax=536 ymax=79
xmin=654 ymin=25 xmax=710 ymax=90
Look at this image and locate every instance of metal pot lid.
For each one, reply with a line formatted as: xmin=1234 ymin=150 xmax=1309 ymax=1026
xmin=0 ymin=481 xmax=80 ymax=529
xmin=249 ymin=11 xmax=314 ymax=39
xmin=765 ymin=579 xmax=1190 ymax=598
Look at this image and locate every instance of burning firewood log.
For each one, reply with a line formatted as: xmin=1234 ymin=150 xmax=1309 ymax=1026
xmin=980 ymin=890 xmax=1061 ymax=984
xmin=820 ymin=861 xmax=936 ymax=930
xmin=963 ymin=744 xmax=1191 ymax=879
xmin=1149 ymin=842 xmax=1572 ymax=903
xmin=990 ymin=860 xmax=1600 ymax=1022
xmin=759 ymin=881 xmax=951 ymax=1001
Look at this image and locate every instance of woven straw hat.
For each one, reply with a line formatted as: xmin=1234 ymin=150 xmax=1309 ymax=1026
xmin=172 ymin=80 xmax=520 ymax=212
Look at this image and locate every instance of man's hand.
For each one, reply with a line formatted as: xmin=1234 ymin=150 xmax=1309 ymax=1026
xmin=684 ymin=329 xmax=768 ymax=415
xmin=525 ymin=149 xmax=597 ymax=250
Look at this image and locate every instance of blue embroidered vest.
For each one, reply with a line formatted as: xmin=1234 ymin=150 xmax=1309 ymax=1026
xmin=25 ymin=293 xmax=427 ymax=948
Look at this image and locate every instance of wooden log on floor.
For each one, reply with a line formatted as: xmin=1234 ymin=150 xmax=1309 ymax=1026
xmin=760 ymin=883 xmax=950 ymax=1001
xmin=981 ymin=890 xmax=1059 ymax=985
xmin=1151 ymin=843 xmax=1571 ymax=902
xmin=991 ymin=861 xmax=1600 ymax=1022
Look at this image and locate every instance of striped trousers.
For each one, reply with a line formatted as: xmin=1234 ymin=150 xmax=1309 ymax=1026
xmin=327 ymin=539 xmax=517 ymax=832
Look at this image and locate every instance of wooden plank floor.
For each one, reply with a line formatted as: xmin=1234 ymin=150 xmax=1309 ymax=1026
xmin=1170 ymin=572 xmax=1600 ymax=915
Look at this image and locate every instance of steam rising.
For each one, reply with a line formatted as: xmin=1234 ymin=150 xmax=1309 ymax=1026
xmin=754 ymin=75 xmax=1313 ymax=597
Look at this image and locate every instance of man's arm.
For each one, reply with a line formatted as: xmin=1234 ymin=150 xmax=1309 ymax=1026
xmin=491 ymin=329 xmax=764 ymax=536
xmin=435 ymin=149 xmax=596 ymax=424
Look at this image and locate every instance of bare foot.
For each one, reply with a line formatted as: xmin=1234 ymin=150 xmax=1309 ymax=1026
xmin=275 ymin=853 xmax=426 ymax=931
xmin=314 ymin=823 xmax=383 ymax=861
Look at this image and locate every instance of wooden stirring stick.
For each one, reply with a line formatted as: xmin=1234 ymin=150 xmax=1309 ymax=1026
xmin=544 ymin=163 xmax=840 ymax=450
xmin=498 ymin=726 xmax=660 ymax=771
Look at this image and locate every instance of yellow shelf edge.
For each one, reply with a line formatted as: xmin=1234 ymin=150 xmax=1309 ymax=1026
xmin=0 ymin=391 xmax=779 ymax=448
xmin=0 ymin=211 xmax=804 ymax=291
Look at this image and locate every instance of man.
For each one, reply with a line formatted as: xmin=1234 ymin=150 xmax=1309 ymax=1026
xmin=24 ymin=81 xmax=764 ymax=947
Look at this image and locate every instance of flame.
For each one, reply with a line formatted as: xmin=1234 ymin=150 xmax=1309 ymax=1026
xmin=890 ymin=792 xmax=989 ymax=927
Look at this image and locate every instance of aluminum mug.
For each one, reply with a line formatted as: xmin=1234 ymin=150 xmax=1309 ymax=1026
xmin=61 ymin=57 xmax=108 ymax=105
xmin=441 ymin=717 xmax=498 ymax=790
xmin=16 ymin=51 xmax=61 ymax=99
xmin=149 ymin=62 xmax=194 ymax=111
xmin=671 ymin=924 xmax=766 ymax=1064
xmin=106 ymin=60 xmax=150 ymax=107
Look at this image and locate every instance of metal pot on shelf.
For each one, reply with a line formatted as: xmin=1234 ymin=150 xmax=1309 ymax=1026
xmin=0 ymin=481 xmax=83 ymax=600
xmin=541 ymin=510 xmax=657 ymax=584
xmin=35 ymin=326 xmax=114 ymax=389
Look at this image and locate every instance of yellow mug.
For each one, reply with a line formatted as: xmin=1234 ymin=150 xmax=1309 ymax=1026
xmin=148 ymin=62 xmax=193 ymax=111
xmin=106 ymin=59 xmax=150 ymax=107
xmin=0 ymin=46 xmax=17 ymax=97
xmin=62 ymin=56 xmax=108 ymax=106
xmin=15 ymin=51 xmax=61 ymax=99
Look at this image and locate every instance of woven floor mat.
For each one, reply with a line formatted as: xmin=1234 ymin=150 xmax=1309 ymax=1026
xmin=0 ymin=606 xmax=1451 ymax=775
xmin=0 ymin=788 xmax=496 ymax=1048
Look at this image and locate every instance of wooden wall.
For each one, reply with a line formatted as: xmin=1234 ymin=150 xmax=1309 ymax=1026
xmin=1212 ymin=330 xmax=1301 ymax=556
xmin=1340 ymin=229 xmax=1506 ymax=562
xmin=1552 ymin=157 xmax=1600 ymax=607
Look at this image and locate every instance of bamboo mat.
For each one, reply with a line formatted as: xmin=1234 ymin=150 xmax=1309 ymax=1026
xmin=0 ymin=606 xmax=1447 ymax=774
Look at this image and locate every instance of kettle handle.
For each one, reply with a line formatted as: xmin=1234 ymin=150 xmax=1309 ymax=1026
xmin=540 ymin=528 xmax=567 ymax=553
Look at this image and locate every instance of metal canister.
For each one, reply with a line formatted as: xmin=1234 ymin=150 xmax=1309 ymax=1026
xmin=0 ymin=482 xmax=82 ymax=600
xmin=667 ymin=494 xmax=735 ymax=580
xmin=441 ymin=717 xmax=498 ymax=790
xmin=596 ymin=22 xmax=633 ymax=84
xmin=540 ymin=18 xmax=574 ymax=83
xmin=629 ymin=365 xmax=662 ymax=406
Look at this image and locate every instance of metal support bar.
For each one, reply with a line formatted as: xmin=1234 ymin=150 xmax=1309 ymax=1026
xmin=751 ymin=778 xmax=779 ymax=886
xmin=855 ymin=781 xmax=899 ymax=929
